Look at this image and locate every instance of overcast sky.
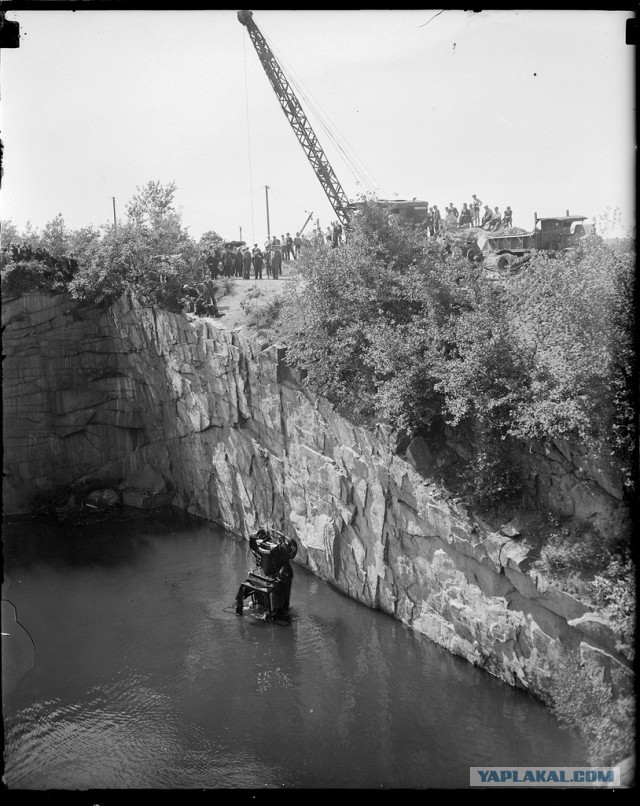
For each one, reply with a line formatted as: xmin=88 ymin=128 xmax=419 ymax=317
xmin=0 ymin=8 xmax=635 ymax=244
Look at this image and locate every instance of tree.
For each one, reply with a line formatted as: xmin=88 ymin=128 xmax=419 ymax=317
xmin=1 ymin=219 xmax=21 ymax=246
xmin=126 ymin=180 xmax=178 ymax=229
xmin=69 ymin=225 xmax=103 ymax=267
xmin=198 ymin=230 xmax=224 ymax=253
xmin=40 ymin=213 xmax=70 ymax=259
xmin=70 ymin=182 xmax=199 ymax=309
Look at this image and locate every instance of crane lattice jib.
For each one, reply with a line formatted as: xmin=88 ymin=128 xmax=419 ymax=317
xmin=238 ymin=10 xmax=351 ymax=227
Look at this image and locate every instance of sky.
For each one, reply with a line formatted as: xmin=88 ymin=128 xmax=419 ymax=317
xmin=0 ymin=8 xmax=635 ymax=244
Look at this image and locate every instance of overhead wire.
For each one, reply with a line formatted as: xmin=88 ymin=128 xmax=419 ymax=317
xmin=242 ymin=29 xmax=256 ymax=244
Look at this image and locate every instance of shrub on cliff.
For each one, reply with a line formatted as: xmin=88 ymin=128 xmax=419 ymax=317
xmin=1 ymin=260 xmax=64 ymax=297
xmin=280 ymin=199 xmax=464 ymax=428
xmin=501 ymin=237 xmax=635 ymax=471
xmin=280 ymin=203 xmax=635 ymax=501
xmin=550 ymin=652 xmax=635 ymax=766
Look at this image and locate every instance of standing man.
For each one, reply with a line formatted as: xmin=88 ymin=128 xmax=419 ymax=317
xmin=253 ymin=246 xmax=264 ymax=279
xmin=471 ymin=195 xmax=482 ymax=227
xmin=425 ymin=207 xmax=434 ymax=237
xmin=242 ymin=247 xmax=252 ymax=279
xmin=271 ymin=243 xmax=282 ymax=280
xmin=293 ymin=232 xmax=302 ymax=257
xmin=224 ymin=246 xmax=235 ymax=278
xmin=432 ymin=205 xmax=441 ymax=235
xmin=206 ymin=251 xmax=217 ymax=280
xmin=264 ymin=241 xmax=272 ymax=278
xmin=213 ymin=246 xmax=223 ymax=278
xmin=286 ymin=233 xmax=295 ymax=260
xmin=234 ymin=247 xmax=243 ymax=278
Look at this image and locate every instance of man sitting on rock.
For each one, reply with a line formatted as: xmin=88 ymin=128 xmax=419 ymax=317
xmin=180 ymin=284 xmax=199 ymax=313
xmin=195 ymin=282 xmax=221 ymax=317
xmin=481 ymin=205 xmax=493 ymax=228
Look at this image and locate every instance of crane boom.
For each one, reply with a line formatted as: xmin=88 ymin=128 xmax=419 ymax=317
xmin=238 ymin=10 xmax=351 ymax=227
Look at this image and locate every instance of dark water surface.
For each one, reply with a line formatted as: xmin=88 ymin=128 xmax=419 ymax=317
xmin=2 ymin=511 xmax=586 ymax=789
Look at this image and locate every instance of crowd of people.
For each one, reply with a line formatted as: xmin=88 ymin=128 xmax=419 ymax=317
xmin=418 ymin=196 xmax=513 ymax=235
xmin=1 ymin=241 xmax=79 ymax=280
xmin=182 ymin=223 xmax=345 ymax=319
xmin=200 ymin=222 xmax=344 ymax=284
xmin=202 ymin=236 xmax=288 ymax=282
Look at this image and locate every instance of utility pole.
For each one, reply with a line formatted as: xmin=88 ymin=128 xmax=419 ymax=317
xmin=240 ymin=225 xmax=243 ymax=242
xmin=300 ymin=211 xmax=313 ymax=235
xmin=265 ymin=185 xmax=271 ymax=243
xmin=112 ymin=197 xmax=117 ymax=229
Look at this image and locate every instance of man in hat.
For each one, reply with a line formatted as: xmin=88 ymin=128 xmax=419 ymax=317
xmin=242 ymin=247 xmax=252 ymax=279
xmin=252 ymin=246 xmax=264 ymax=279
xmin=271 ymin=242 xmax=282 ymax=280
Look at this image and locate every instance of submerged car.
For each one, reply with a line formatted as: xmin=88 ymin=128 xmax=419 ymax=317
xmin=235 ymin=528 xmax=298 ymax=622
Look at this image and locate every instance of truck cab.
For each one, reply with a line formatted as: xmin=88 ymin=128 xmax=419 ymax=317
xmin=534 ymin=215 xmax=587 ymax=251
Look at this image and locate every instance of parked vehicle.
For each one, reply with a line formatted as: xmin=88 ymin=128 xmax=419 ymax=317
xmin=464 ymin=212 xmax=588 ymax=271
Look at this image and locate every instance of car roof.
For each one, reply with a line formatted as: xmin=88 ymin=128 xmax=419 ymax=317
xmin=538 ymin=215 xmax=587 ymax=223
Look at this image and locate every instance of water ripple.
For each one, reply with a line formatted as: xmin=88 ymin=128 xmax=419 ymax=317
xmin=3 ymin=519 xmax=587 ymax=789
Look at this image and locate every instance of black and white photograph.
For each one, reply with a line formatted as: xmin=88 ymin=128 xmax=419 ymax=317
xmin=1 ymin=6 xmax=635 ymax=792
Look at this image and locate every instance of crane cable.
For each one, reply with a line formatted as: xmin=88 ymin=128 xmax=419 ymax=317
xmin=242 ymin=30 xmax=256 ymax=244
xmin=270 ymin=37 xmax=380 ymax=195
xmin=259 ymin=22 xmax=389 ymax=199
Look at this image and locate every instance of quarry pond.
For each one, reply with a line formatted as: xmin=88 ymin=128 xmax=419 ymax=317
xmin=2 ymin=509 xmax=586 ymax=790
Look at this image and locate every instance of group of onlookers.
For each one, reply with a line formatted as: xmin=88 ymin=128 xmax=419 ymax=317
xmin=315 ymin=221 xmax=344 ymax=248
xmin=419 ymin=196 xmax=513 ymax=236
xmin=1 ymin=241 xmax=80 ymax=280
xmin=203 ymin=232 xmax=303 ymax=282
xmin=180 ymin=278 xmax=221 ymax=317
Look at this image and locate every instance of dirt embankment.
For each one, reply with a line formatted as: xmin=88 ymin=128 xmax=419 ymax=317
xmin=190 ymin=275 xmax=288 ymax=336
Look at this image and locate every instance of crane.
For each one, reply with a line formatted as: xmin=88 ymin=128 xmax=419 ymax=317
xmin=238 ymin=9 xmax=352 ymax=228
xmin=239 ymin=10 xmax=430 ymax=231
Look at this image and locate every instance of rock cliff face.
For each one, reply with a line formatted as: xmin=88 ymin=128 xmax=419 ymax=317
xmin=2 ymin=292 xmax=632 ymax=700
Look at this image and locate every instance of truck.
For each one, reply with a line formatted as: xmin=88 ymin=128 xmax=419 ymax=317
xmin=463 ymin=211 xmax=588 ymax=271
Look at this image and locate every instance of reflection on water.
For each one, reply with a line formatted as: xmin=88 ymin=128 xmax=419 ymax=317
xmin=2 ymin=511 xmax=586 ymax=789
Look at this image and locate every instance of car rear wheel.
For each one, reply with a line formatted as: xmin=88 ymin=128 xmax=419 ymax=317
xmin=497 ymin=253 xmax=514 ymax=271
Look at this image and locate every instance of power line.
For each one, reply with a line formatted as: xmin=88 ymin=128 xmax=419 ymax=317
xmin=242 ymin=30 xmax=256 ymax=244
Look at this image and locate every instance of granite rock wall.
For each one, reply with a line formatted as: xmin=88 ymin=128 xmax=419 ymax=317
xmin=2 ymin=292 xmax=632 ymax=700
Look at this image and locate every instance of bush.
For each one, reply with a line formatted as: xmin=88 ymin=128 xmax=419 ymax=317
xmin=550 ymin=651 xmax=635 ymax=766
xmin=279 ymin=203 xmax=635 ymax=507
xmin=280 ymin=199 xmax=459 ymax=428
xmin=592 ymin=559 xmax=636 ymax=661
xmin=1 ymin=260 xmax=66 ymax=297
xmin=504 ymin=238 xmax=635 ymax=460
xmin=456 ymin=438 xmax=522 ymax=510
xmin=240 ymin=289 xmax=283 ymax=335
xmin=536 ymin=523 xmax=614 ymax=579
xmin=69 ymin=182 xmax=201 ymax=310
